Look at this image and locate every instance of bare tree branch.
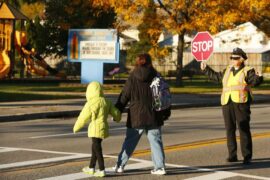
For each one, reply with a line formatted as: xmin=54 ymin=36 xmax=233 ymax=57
xmin=156 ymin=0 xmax=172 ymax=16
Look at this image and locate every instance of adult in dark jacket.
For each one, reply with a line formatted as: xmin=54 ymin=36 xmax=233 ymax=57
xmin=113 ymin=53 xmax=170 ymax=175
xmin=201 ymin=47 xmax=263 ymax=165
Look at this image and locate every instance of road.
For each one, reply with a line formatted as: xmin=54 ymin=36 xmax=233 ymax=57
xmin=1 ymin=104 xmax=270 ymax=179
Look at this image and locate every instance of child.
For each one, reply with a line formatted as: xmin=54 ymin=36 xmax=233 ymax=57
xmin=73 ymin=81 xmax=121 ymax=177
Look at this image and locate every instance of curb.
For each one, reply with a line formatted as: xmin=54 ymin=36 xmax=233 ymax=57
xmin=0 ymin=110 xmax=80 ymax=122
xmin=1 ymin=100 xmax=269 ymax=123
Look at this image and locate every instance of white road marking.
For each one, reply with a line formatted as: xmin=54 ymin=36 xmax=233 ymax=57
xmin=0 ymin=147 xmax=84 ymax=155
xmin=38 ymin=172 xmax=88 ymax=180
xmin=29 ymin=127 xmax=127 ymax=139
xmin=237 ymin=174 xmax=270 ymax=180
xmin=29 ymin=123 xmax=170 ymax=139
xmin=184 ymin=171 xmax=270 ymax=180
xmin=0 ymin=147 xmax=19 ymax=153
xmin=0 ymin=154 xmax=90 ymax=170
xmin=184 ymin=171 xmax=238 ymax=180
xmin=0 ymin=147 xmax=118 ymax=171
xmin=2 ymin=146 xmax=269 ymax=180
xmin=38 ymin=162 xmax=153 ymax=180
xmin=37 ymin=158 xmax=270 ymax=180
xmin=29 ymin=131 xmax=87 ymax=139
xmin=166 ymin=163 xmax=270 ymax=180
xmin=0 ymin=147 xmax=88 ymax=170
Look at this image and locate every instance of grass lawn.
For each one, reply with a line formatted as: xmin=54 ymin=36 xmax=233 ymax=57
xmin=0 ymin=77 xmax=269 ymax=102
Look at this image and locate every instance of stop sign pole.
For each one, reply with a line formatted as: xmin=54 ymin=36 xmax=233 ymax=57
xmin=191 ymin=31 xmax=214 ymax=61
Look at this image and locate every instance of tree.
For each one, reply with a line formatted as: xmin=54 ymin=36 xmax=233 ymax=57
xmin=126 ymin=0 xmax=161 ymax=64
xmin=25 ymin=16 xmax=48 ymax=54
xmin=92 ymin=0 xmax=270 ymax=86
xmin=20 ymin=1 xmax=44 ymax=20
xmin=20 ymin=0 xmax=116 ymax=57
xmin=2 ymin=0 xmax=21 ymax=7
xmin=243 ymin=0 xmax=270 ymax=36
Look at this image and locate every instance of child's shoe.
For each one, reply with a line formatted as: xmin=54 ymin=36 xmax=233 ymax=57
xmin=94 ymin=170 xmax=106 ymax=177
xmin=82 ymin=167 xmax=95 ymax=175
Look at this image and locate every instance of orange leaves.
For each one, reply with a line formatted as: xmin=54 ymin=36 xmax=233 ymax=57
xmin=91 ymin=0 xmax=113 ymax=10
xmin=148 ymin=46 xmax=171 ymax=62
xmin=21 ymin=2 xmax=45 ymax=19
xmin=92 ymin=0 xmax=269 ymax=40
xmin=223 ymin=12 xmax=240 ymax=24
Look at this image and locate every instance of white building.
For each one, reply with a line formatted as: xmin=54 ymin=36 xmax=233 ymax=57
xmin=119 ymin=22 xmax=270 ymax=75
xmin=209 ymin=22 xmax=270 ymax=74
xmin=213 ymin=22 xmax=270 ymax=53
xmin=159 ymin=22 xmax=270 ymax=75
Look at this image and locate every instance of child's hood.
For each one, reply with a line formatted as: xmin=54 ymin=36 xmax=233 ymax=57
xmin=86 ymin=81 xmax=104 ymax=101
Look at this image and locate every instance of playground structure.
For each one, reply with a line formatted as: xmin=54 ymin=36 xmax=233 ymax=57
xmin=14 ymin=30 xmax=65 ymax=78
xmin=0 ymin=2 xmax=65 ymax=79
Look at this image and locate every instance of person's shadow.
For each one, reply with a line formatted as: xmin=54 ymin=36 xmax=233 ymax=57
xmin=106 ymin=158 xmax=270 ymax=177
xmin=198 ymin=158 xmax=270 ymax=171
xmin=165 ymin=158 xmax=270 ymax=176
xmin=106 ymin=168 xmax=152 ymax=177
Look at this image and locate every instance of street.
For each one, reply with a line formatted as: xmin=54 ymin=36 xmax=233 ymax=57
xmin=1 ymin=104 xmax=270 ymax=180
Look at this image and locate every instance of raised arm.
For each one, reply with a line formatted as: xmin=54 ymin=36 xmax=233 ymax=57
xmin=246 ymin=68 xmax=263 ymax=87
xmin=201 ymin=62 xmax=225 ymax=83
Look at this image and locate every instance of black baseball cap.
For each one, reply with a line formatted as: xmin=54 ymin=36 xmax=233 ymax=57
xmin=230 ymin=47 xmax=247 ymax=60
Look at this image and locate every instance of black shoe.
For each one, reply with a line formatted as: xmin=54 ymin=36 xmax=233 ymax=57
xmin=226 ymin=157 xmax=238 ymax=162
xmin=243 ymin=158 xmax=251 ymax=165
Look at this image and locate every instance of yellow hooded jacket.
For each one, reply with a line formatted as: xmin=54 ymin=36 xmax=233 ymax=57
xmin=73 ymin=82 xmax=121 ymax=139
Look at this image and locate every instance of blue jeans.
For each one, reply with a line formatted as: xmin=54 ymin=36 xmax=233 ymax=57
xmin=116 ymin=127 xmax=165 ymax=170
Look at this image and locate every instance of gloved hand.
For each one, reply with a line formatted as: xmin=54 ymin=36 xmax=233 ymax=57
xmin=200 ymin=62 xmax=207 ymax=70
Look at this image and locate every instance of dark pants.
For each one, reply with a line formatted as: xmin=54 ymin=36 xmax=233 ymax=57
xmin=222 ymin=100 xmax=252 ymax=159
xmin=89 ymin=137 xmax=104 ymax=170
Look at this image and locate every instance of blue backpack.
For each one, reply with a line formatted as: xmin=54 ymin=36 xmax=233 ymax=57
xmin=150 ymin=74 xmax=171 ymax=111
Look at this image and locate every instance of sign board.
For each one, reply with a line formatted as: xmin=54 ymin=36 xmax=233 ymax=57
xmin=191 ymin=31 xmax=214 ymax=61
xmin=67 ymin=29 xmax=120 ymax=84
xmin=80 ymin=41 xmax=116 ymax=60
xmin=68 ymin=29 xmax=119 ymax=62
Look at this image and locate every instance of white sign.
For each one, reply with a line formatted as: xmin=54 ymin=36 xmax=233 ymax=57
xmin=192 ymin=41 xmax=213 ymax=52
xmin=80 ymin=41 xmax=116 ymax=60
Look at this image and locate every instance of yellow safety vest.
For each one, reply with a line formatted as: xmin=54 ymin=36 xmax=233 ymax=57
xmin=221 ymin=65 xmax=253 ymax=105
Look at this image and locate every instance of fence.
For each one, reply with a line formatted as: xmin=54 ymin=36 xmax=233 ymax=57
xmin=153 ymin=51 xmax=270 ymax=78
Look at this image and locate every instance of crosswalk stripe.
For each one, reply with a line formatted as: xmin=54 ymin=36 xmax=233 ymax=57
xmin=165 ymin=163 xmax=270 ymax=180
xmin=184 ymin=171 xmax=270 ymax=180
xmin=37 ymin=161 xmax=270 ymax=180
xmin=38 ymin=162 xmax=153 ymax=180
xmin=234 ymin=174 xmax=270 ymax=180
xmin=29 ymin=124 xmax=170 ymax=139
xmin=38 ymin=172 xmax=89 ymax=180
xmin=184 ymin=171 xmax=236 ymax=180
xmin=0 ymin=148 xmax=19 ymax=153
xmin=0 ymin=147 xmax=82 ymax=155
xmin=0 ymin=154 xmax=90 ymax=170
xmin=2 ymin=146 xmax=269 ymax=180
xmin=29 ymin=127 xmax=127 ymax=139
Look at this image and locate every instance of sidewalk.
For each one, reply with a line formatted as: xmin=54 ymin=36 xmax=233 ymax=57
xmin=1 ymin=92 xmax=270 ymax=122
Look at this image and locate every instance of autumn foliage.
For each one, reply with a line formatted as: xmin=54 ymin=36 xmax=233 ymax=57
xmin=92 ymin=0 xmax=269 ymax=85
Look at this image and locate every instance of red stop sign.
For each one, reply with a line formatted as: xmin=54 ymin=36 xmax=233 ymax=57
xmin=191 ymin=31 xmax=214 ymax=61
